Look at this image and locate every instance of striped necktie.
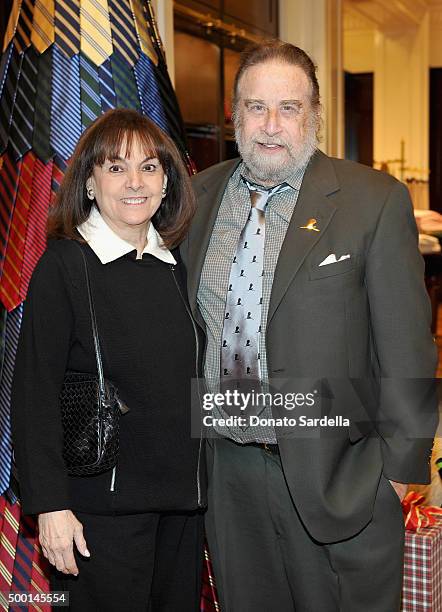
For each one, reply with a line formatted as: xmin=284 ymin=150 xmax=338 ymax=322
xmin=108 ymin=0 xmax=139 ymax=66
xmin=55 ymin=0 xmax=80 ymax=58
xmin=3 ymin=0 xmax=33 ymax=54
xmin=80 ymin=53 xmax=101 ymax=129
xmin=0 ymin=306 xmax=23 ymax=494
xmin=134 ymin=54 xmax=168 ymax=131
xmin=0 ymin=153 xmax=35 ymax=312
xmin=9 ymin=48 xmax=38 ymax=160
xmin=0 ymin=47 xmax=22 ymax=155
xmin=33 ymin=47 xmax=53 ymax=162
xmin=50 ymin=45 xmax=81 ymax=159
xmin=19 ymin=158 xmax=52 ymax=301
xmin=80 ymin=0 xmax=113 ymax=66
xmin=31 ymin=0 xmax=55 ymax=54
xmin=0 ymin=154 xmax=20 ymax=279
xmin=0 ymin=492 xmax=20 ymax=597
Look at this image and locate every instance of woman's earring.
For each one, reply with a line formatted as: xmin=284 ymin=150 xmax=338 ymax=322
xmin=86 ymin=186 xmax=95 ymax=200
xmin=161 ymin=186 xmax=167 ymax=197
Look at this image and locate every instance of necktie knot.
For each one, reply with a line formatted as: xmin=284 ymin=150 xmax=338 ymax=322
xmin=244 ymin=180 xmax=291 ymax=212
xmin=249 ymin=189 xmax=267 ymax=212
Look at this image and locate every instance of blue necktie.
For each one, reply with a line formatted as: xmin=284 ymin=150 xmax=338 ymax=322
xmin=0 ymin=305 xmax=23 ymax=494
xmin=50 ymin=45 xmax=82 ymax=160
xmin=134 ymin=53 xmax=168 ymax=132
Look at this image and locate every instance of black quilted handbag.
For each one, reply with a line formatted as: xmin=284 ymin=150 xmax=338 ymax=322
xmin=60 ymin=243 xmax=129 ymax=476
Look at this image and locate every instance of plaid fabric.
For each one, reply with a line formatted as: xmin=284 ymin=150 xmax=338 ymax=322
xmin=198 ymin=161 xmax=305 ymax=443
xmin=402 ymin=515 xmax=442 ymax=611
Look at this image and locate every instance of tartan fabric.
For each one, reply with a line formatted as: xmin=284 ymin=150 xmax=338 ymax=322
xmin=402 ymin=515 xmax=442 ymax=611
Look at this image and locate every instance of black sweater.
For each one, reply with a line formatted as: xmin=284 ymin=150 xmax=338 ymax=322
xmin=11 ymin=238 xmax=205 ymax=515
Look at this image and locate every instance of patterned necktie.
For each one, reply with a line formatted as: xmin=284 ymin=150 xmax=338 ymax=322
xmin=220 ymin=181 xmax=290 ymax=388
xmin=80 ymin=0 xmax=113 ymax=66
xmin=0 ymin=305 xmax=23 ymax=495
xmin=55 ymin=0 xmax=80 ymax=58
xmin=31 ymin=0 xmax=55 ymax=54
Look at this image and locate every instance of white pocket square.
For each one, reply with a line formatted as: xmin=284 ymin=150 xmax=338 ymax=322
xmin=318 ymin=253 xmax=350 ymax=267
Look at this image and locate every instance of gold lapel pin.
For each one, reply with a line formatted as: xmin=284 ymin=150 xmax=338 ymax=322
xmin=299 ymin=218 xmax=320 ymax=232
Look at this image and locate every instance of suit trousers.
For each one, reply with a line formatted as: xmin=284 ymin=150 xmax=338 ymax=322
xmin=205 ymin=438 xmax=405 ymax=612
xmin=50 ymin=509 xmax=204 ymax=612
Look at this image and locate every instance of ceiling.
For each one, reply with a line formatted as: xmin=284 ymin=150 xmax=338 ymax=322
xmin=344 ymin=0 xmax=442 ymax=31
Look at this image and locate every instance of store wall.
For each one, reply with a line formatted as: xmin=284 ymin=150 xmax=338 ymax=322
xmin=279 ymin=0 xmax=344 ymax=158
xmin=343 ymin=5 xmax=439 ymax=209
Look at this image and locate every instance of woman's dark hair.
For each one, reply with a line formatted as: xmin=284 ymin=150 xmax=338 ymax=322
xmin=47 ymin=108 xmax=195 ymax=248
xmin=232 ymin=40 xmax=321 ymax=115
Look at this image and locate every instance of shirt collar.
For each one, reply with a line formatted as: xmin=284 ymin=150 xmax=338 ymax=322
xmin=233 ymin=161 xmax=307 ymax=223
xmin=77 ymin=206 xmax=177 ymax=265
xmin=237 ymin=159 xmax=307 ymax=191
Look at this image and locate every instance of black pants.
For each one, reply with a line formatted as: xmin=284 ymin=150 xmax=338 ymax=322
xmin=205 ymin=439 xmax=405 ymax=612
xmin=50 ymin=510 xmax=204 ymax=612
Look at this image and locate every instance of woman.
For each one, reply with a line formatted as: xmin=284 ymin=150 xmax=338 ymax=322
xmin=11 ymin=108 xmax=205 ymax=611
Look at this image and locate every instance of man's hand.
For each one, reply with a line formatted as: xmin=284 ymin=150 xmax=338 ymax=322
xmin=38 ymin=510 xmax=90 ymax=576
xmin=389 ymin=480 xmax=408 ymax=501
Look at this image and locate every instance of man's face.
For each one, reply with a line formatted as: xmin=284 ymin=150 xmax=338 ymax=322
xmin=234 ymin=60 xmax=318 ymax=186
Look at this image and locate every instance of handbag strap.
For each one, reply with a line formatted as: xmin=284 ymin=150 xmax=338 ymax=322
xmin=73 ymin=241 xmax=106 ymax=399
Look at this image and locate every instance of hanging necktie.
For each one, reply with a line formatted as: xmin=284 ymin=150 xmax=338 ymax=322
xmin=0 ymin=154 xmax=21 ymax=279
xmin=220 ymin=181 xmax=290 ymax=389
xmin=111 ymin=50 xmax=141 ymax=111
xmin=130 ymin=0 xmax=157 ymax=65
xmin=54 ymin=0 xmax=81 ymax=58
xmin=0 ymin=493 xmax=20 ymax=597
xmin=33 ymin=48 xmax=53 ymax=162
xmin=0 ymin=306 xmax=23 ymax=495
xmin=134 ymin=53 xmax=168 ymax=132
xmin=0 ymin=152 xmax=35 ymax=312
xmin=108 ymin=0 xmax=139 ymax=67
xmin=80 ymin=0 xmax=113 ymax=66
xmin=3 ymin=0 xmax=33 ymax=55
xmin=50 ymin=46 xmax=81 ymax=160
xmin=31 ymin=0 xmax=55 ymax=54
xmin=19 ymin=158 xmax=53 ymax=301
xmin=9 ymin=48 xmax=38 ymax=160
xmin=98 ymin=58 xmax=117 ymax=112
xmin=80 ymin=53 xmax=101 ymax=129
xmin=0 ymin=47 xmax=23 ymax=155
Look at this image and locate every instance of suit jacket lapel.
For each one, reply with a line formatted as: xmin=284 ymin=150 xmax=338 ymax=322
xmin=187 ymin=159 xmax=241 ymax=318
xmin=267 ymin=151 xmax=340 ymax=325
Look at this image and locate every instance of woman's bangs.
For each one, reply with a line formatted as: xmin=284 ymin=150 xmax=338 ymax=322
xmin=92 ymin=125 xmax=160 ymax=165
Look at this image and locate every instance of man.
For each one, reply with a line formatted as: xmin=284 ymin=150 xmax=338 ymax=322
xmin=184 ymin=41 xmax=438 ymax=611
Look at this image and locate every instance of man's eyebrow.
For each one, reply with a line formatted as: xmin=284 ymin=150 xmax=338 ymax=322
xmin=243 ymin=99 xmax=303 ymax=105
xmin=280 ymin=99 xmax=303 ymax=105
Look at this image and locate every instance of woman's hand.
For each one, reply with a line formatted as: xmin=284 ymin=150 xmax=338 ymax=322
xmin=38 ymin=510 xmax=90 ymax=576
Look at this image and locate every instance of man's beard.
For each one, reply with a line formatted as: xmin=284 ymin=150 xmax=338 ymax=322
xmin=234 ymin=114 xmax=318 ymax=186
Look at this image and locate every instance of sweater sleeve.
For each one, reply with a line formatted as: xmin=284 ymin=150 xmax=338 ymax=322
xmin=11 ymin=248 xmax=73 ymax=515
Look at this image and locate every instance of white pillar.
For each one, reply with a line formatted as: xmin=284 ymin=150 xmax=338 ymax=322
xmin=373 ymin=13 xmax=430 ymax=205
xmin=279 ymin=0 xmax=344 ymax=157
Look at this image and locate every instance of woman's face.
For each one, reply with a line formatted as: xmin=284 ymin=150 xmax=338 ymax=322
xmin=87 ymin=137 xmax=166 ymax=235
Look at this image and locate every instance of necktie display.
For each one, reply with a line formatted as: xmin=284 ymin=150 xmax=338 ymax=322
xmin=0 ymin=3 xmax=212 ymax=609
xmin=220 ymin=181 xmax=290 ymax=389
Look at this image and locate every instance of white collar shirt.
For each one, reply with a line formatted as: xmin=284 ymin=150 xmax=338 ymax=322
xmin=76 ymin=205 xmax=177 ymax=265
